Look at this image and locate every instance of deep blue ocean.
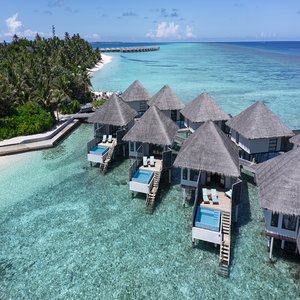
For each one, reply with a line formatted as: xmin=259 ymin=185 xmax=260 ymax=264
xmin=91 ymin=42 xmax=300 ymax=130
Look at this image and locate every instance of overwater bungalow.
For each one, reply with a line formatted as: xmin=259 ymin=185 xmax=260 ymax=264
xmin=290 ymin=133 xmax=300 ymax=148
xmin=122 ymin=105 xmax=178 ymax=209
xmin=148 ymin=85 xmax=185 ymax=127
xmin=87 ymin=93 xmax=137 ymax=173
xmin=173 ymin=121 xmax=242 ymax=276
xmin=181 ymin=92 xmax=230 ymax=133
xmin=256 ymin=147 xmax=300 ymax=259
xmin=226 ymin=101 xmax=294 ymax=163
xmin=120 ymin=80 xmax=151 ymax=117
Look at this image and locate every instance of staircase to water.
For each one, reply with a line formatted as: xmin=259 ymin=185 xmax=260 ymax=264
xmin=146 ymin=171 xmax=161 ymax=211
xmin=219 ymin=211 xmax=231 ymax=277
xmin=100 ymin=141 xmax=116 ymax=174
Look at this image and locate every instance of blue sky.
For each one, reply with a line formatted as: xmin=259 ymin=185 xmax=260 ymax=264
xmin=1 ymin=0 xmax=300 ymax=42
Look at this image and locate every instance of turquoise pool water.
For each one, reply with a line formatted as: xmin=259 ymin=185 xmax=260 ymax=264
xmin=90 ymin=145 xmax=109 ymax=155
xmin=132 ymin=169 xmax=154 ymax=184
xmin=0 ymin=124 xmax=299 ymax=299
xmin=195 ymin=207 xmax=221 ymax=232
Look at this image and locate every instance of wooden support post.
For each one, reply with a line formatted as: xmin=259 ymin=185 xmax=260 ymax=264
xmin=268 ymin=237 xmax=270 ymax=248
xmin=269 ymin=237 xmax=274 ymax=260
xmin=235 ymin=205 xmax=239 ymax=223
xmin=123 ymin=145 xmax=126 ymax=157
xmin=182 ymin=188 xmax=186 ymax=206
xmin=281 ymin=240 xmax=285 ymax=250
xmin=169 ymin=169 xmax=172 ymax=184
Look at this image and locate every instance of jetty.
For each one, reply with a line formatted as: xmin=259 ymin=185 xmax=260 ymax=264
xmin=99 ymin=46 xmax=160 ymax=53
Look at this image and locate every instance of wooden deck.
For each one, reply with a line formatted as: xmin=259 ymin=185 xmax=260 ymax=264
xmin=200 ymin=189 xmax=231 ymax=213
xmin=140 ymin=159 xmax=162 ymax=172
xmin=98 ymin=138 xmax=116 ymax=148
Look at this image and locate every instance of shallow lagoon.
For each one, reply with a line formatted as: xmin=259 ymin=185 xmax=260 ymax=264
xmin=0 ymin=124 xmax=299 ymax=299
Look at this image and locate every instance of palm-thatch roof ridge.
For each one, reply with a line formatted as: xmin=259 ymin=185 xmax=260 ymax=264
xmin=121 ymin=80 xmax=151 ymax=103
xmin=290 ymin=133 xmax=300 ymax=147
xmin=173 ymin=121 xmax=240 ymax=177
xmin=122 ymin=105 xmax=178 ymax=146
xmin=226 ymin=101 xmax=294 ymax=139
xmin=148 ymin=85 xmax=185 ymax=111
xmin=181 ymin=92 xmax=230 ymax=123
xmin=88 ymin=93 xmax=137 ymax=126
xmin=256 ymin=147 xmax=300 ymax=216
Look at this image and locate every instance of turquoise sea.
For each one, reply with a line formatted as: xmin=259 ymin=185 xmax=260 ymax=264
xmin=92 ymin=42 xmax=300 ymax=130
xmin=1 ymin=43 xmax=300 ymax=299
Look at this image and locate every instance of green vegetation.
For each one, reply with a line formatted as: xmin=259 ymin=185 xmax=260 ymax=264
xmin=0 ymin=33 xmax=101 ymax=140
xmin=91 ymin=99 xmax=106 ymax=108
xmin=0 ymin=102 xmax=54 ymax=139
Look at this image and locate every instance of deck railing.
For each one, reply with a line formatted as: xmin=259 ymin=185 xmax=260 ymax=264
xmin=87 ymin=137 xmax=101 ymax=153
xmin=128 ymin=157 xmax=142 ymax=181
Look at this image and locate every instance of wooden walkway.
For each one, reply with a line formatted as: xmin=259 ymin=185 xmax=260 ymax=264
xmin=0 ymin=120 xmax=79 ymax=156
xmin=99 ymin=46 xmax=160 ymax=53
xmin=239 ymin=158 xmax=257 ymax=173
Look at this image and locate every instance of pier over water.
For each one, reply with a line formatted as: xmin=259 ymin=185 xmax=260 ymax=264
xmin=99 ymin=46 xmax=160 ymax=53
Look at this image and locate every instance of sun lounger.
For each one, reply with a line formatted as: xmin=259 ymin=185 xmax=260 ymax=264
xmin=202 ymin=188 xmax=210 ymax=203
xmin=225 ymin=189 xmax=232 ymax=199
xmin=143 ymin=156 xmax=148 ymax=167
xmin=102 ymin=135 xmax=107 ymax=143
xmin=108 ymin=135 xmax=112 ymax=143
xmin=211 ymin=189 xmax=219 ymax=204
xmin=149 ymin=156 xmax=155 ymax=167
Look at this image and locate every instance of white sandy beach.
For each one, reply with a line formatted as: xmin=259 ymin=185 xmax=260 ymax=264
xmin=88 ymin=54 xmax=112 ymax=74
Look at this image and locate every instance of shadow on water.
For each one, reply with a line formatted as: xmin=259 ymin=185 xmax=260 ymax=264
xmin=236 ymin=171 xmax=254 ymax=228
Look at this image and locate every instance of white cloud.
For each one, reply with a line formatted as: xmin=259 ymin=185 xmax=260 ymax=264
xmin=3 ymin=13 xmax=50 ymax=39
xmin=147 ymin=22 xmax=196 ymax=40
xmin=5 ymin=13 xmax=22 ymax=36
xmin=185 ymin=25 xmax=196 ymax=39
xmin=147 ymin=22 xmax=180 ymax=39
xmin=92 ymin=33 xmax=100 ymax=39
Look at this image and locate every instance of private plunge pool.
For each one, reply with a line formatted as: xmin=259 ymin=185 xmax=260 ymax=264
xmin=132 ymin=169 xmax=154 ymax=184
xmin=194 ymin=207 xmax=221 ymax=232
xmin=89 ymin=145 xmax=109 ymax=156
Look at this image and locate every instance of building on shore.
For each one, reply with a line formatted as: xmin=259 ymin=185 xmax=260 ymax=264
xmin=86 ymin=93 xmax=137 ymax=172
xmin=122 ymin=105 xmax=178 ymax=209
xmin=148 ymin=85 xmax=185 ymax=127
xmin=226 ymin=101 xmax=294 ymax=163
xmin=256 ymin=146 xmax=300 ymax=259
xmin=181 ymin=92 xmax=230 ymax=133
xmin=173 ymin=121 xmax=242 ymax=276
xmin=120 ymin=80 xmax=151 ymax=117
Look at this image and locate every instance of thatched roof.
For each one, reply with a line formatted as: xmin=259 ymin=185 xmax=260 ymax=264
xmin=122 ymin=106 xmax=178 ymax=146
xmin=88 ymin=93 xmax=137 ymax=126
xmin=256 ymin=147 xmax=300 ymax=216
xmin=121 ymin=80 xmax=151 ymax=103
xmin=181 ymin=92 xmax=230 ymax=123
xmin=290 ymin=133 xmax=300 ymax=147
xmin=226 ymin=101 xmax=294 ymax=139
xmin=173 ymin=121 xmax=240 ymax=177
xmin=148 ymin=85 xmax=185 ymax=111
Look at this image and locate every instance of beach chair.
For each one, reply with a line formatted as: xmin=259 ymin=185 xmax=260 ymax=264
xmin=108 ymin=135 xmax=112 ymax=143
xmin=225 ymin=189 xmax=232 ymax=199
xmin=211 ymin=189 xmax=219 ymax=204
xmin=202 ymin=188 xmax=210 ymax=203
xmin=149 ymin=156 xmax=155 ymax=167
xmin=102 ymin=135 xmax=107 ymax=143
xmin=143 ymin=156 xmax=148 ymax=167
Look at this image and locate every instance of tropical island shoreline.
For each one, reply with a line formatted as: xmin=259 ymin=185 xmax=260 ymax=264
xmin=88 ymin=54 xmax=112 ymax=74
